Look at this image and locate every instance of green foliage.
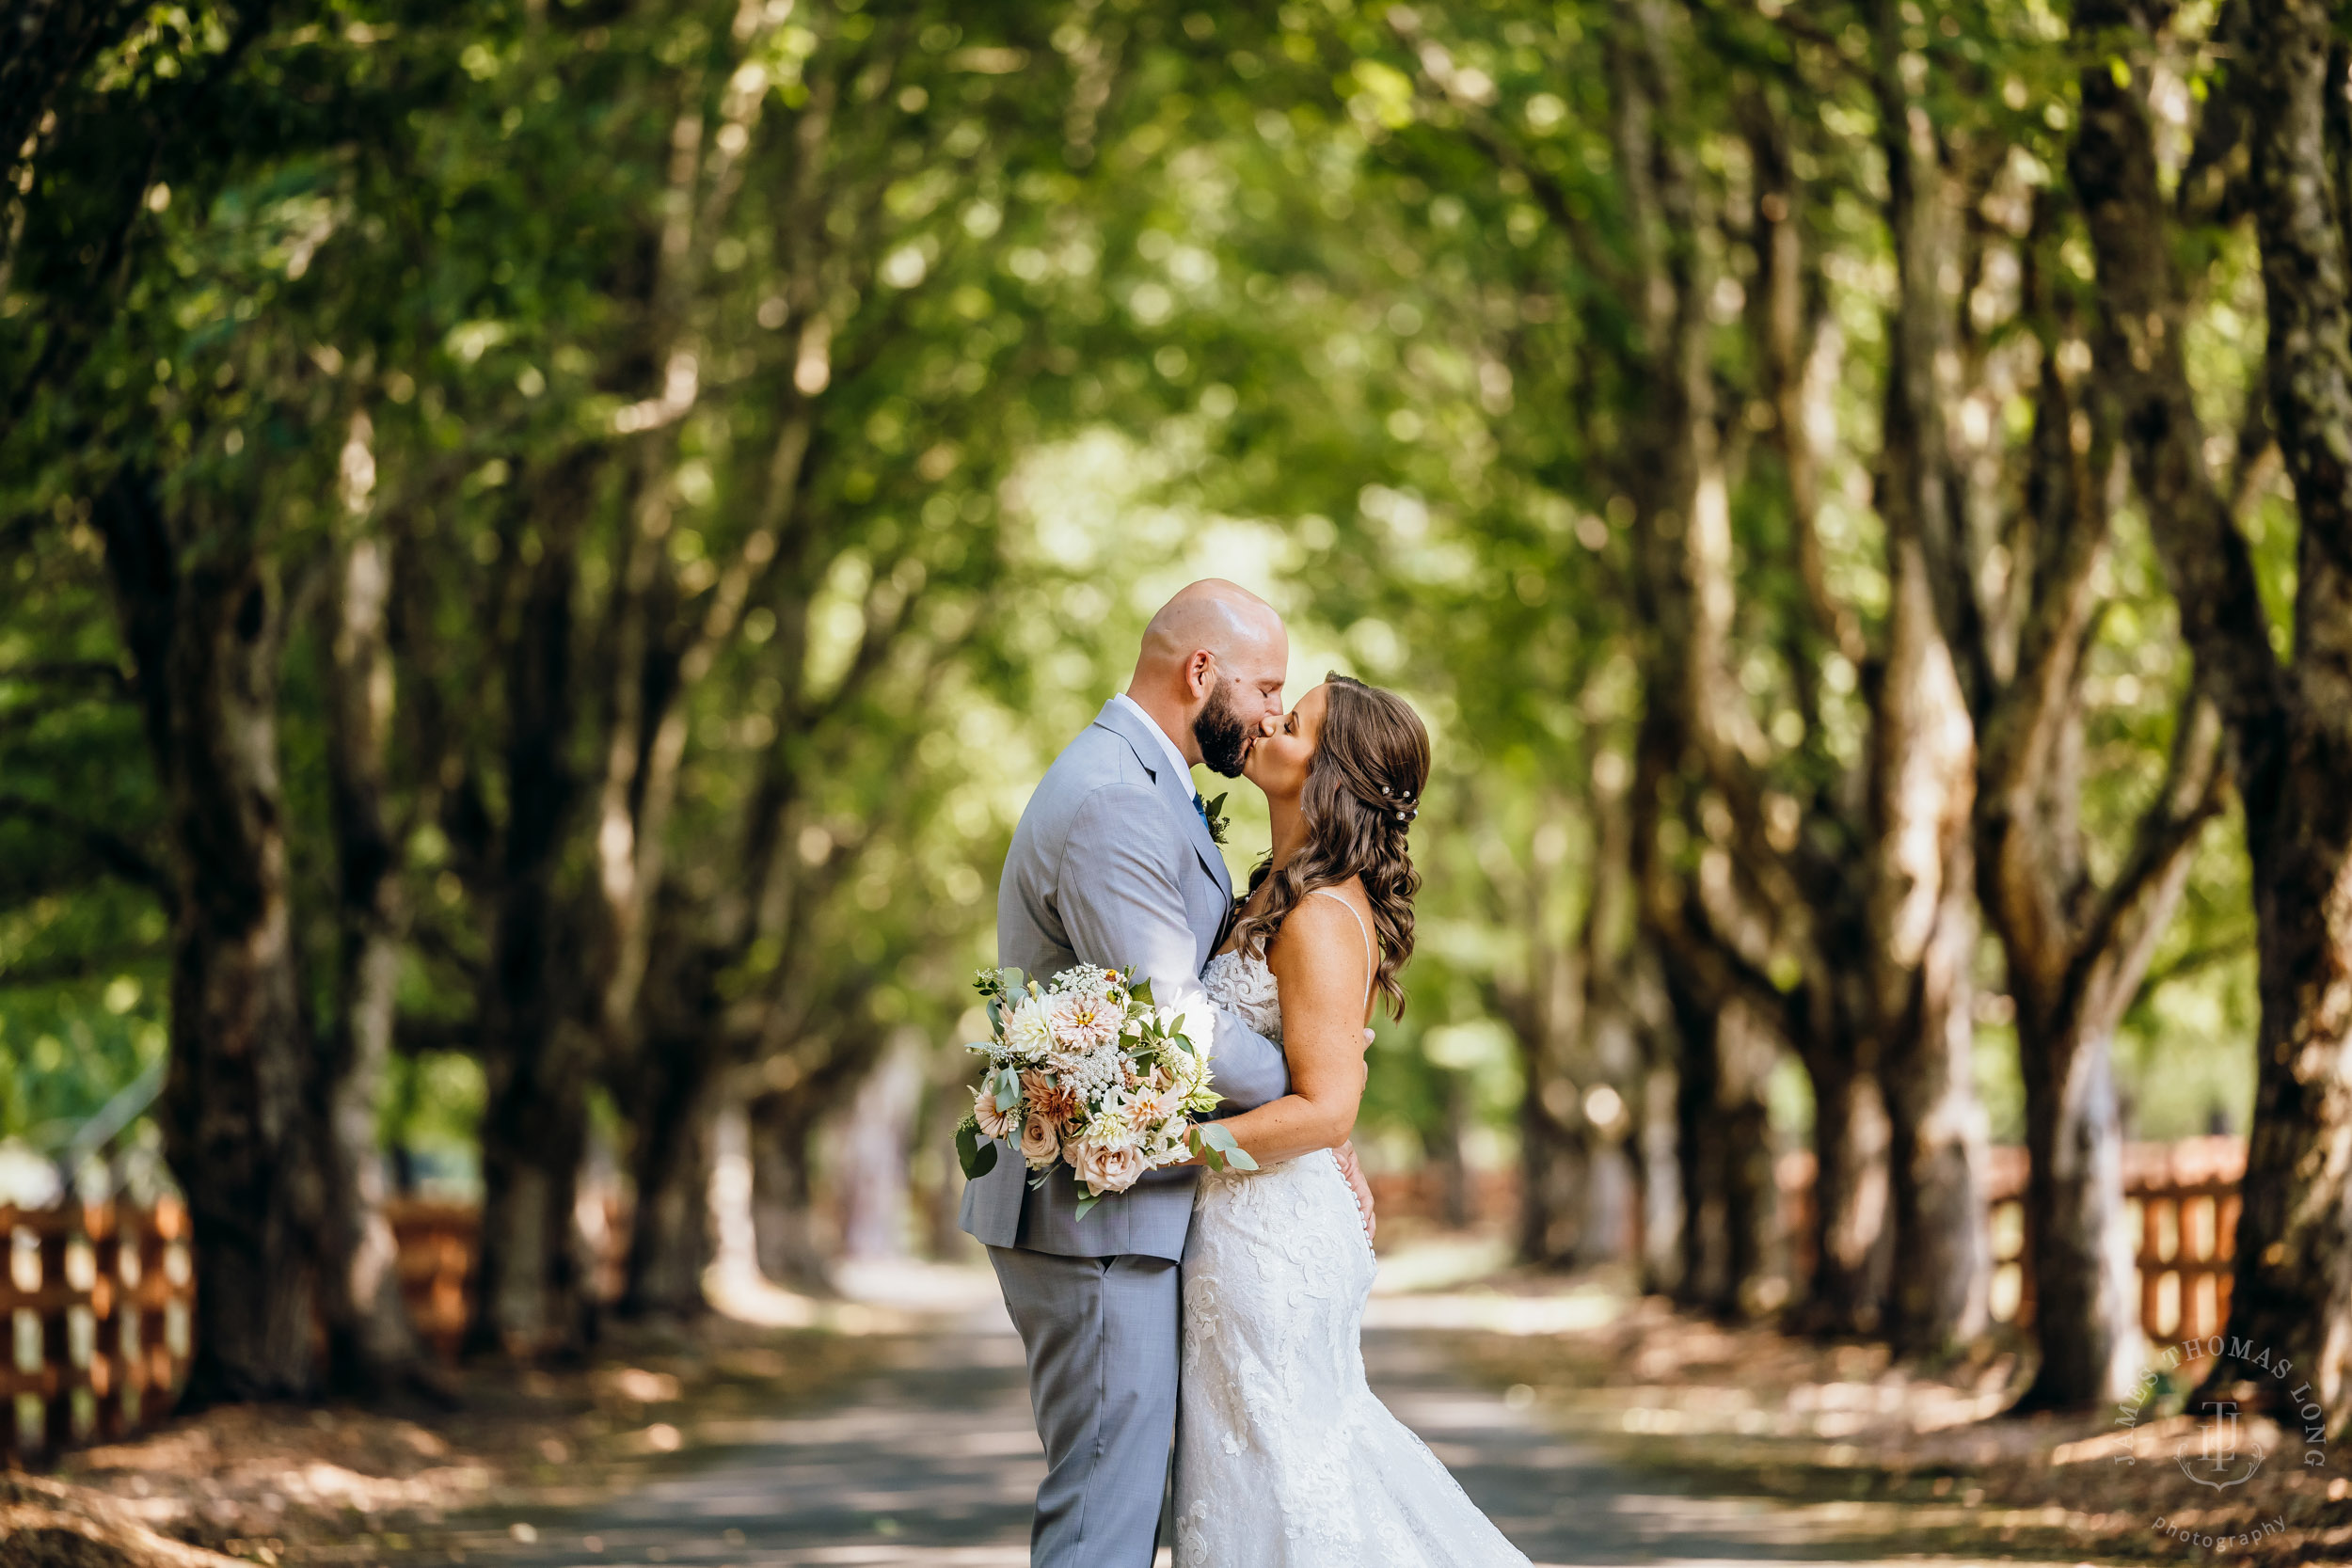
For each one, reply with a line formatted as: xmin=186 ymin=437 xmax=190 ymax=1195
xmin=954 ymin=1114 xmax=996 ymax=1180
xmin=0 ymin=0 xmax=2288 ymax=1226
xmin=0 ymin=980 xmax=164 ymax=1148
xmin=1187 ymin=1121 xmax=1255 ymax=1175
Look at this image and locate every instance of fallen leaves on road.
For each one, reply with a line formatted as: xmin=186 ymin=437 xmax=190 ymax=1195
xmin=29 ymin=1321 xmax=890 ymax=1568
xmin=1454 ymin=1280 xmax=2350 ymax=1566
xmin=0 ymin=1476 xmax=243 ymax=1568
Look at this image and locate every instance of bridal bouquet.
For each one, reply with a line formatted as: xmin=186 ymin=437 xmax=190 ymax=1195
xmin=954 ymin=963 xmax=1255 ymax=1217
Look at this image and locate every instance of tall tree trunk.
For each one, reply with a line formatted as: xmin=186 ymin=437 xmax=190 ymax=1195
xmin=1508 ymin=917 xmax=1597 ymax=1264
xmin=1665 ymin=969 xmax=1779 ymax=1317
xmin=1747 ymin=82 xmax=1892 ymax=1337
xmin=1867 ymin=6 xmax=1996 ymax=1354
xmin=617 ymin=942 xmax=728 ymax=1318
xmin=1518 ymin=1077 xmax=1597 ymax=1264
xmin=472 ymin=1097 xmax=592 ymax=1360
xmin=1976 ymin=199 xmax=2226 ymax=1405
xmin=749 ymin=1085 xmax=834 ymax=1293
xmin=1610 ymin=0 xmax=1778 ymax=1319
xmin=1791 ymin=1029 xmax=1892 ymax=1335
xmin=1515 ymin=779 xmax=1641 ymax=1269
xmin=2069 ymin=0 xmax=2352 ymax=1426
xmin=1667 ymin=964 xmax=1724 ymax=1309
xmin=2014 ymin=1008 xmax=2141 ymax=1403
xmin=1633 ymin=962 xmax=1688 ymax=1297
xmin=469 ymin=489 xmax=594 ymax=1361
xmin=2211 ymin=0 xmax=2352 ymax=1426
xmin=618 ymin=1056 xmax=719 ymax=1316
xmin=1716 ymin=1000 xmax=1783 ymax=1318
xmin=315 ymin=420 xmax=431 ymax=1396
xmin=98 ymin=469 xmax=321 ymax=1403
xmin=836 ymin=1036 xmax=925 ymax=1259
xmin=1870 ymin=548 xmax=1993 ymax=1354
xmin=1610 ymin=0 xmax=1988 ymax=1345
xmin=1504 ymin=930 xmax=1603 ymax=1261
xmin=1424 ymin=1069 xmax=1476 ymax=1231
xmin=1994 ymin=684 xmax=2221 ymax=1413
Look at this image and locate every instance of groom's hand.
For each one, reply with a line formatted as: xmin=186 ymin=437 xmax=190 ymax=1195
xmin=1335 ymin=1139 xmax=1375 ymax=1244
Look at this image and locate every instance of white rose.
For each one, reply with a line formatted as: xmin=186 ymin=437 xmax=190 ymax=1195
xmin=1071 ymin=1138 xmax=1149 ymax=1196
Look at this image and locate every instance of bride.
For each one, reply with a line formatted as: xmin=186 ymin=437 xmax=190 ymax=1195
xmin=1175 ymin=674 xmax=1530 ymax=1566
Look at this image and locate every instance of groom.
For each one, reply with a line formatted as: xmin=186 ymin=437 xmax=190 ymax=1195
xmin=961 ymin=579 xmax=1371 ymax=1567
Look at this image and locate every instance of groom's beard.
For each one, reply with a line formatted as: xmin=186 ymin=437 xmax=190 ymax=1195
xmin=1194 ymin=685 xmax=1252 ymax=778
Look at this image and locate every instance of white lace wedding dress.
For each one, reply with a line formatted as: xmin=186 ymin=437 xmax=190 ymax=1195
xmin=1176 ymin=927 xmax=1532 ymax=1567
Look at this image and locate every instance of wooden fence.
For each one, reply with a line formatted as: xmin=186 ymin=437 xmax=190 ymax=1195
xmin=382 ymin=1194 xmax=628 ymax=1361
xmin=0 ymin=1195 xmax=626 ymax=1457
xmin=1 ymin=1198 xmax=193 ymax=1456
xmin=387 ymin=1199 xmax=479 ymax=1362
xmin=1753 ymin=1135 xmax=2248 ymax=1343
xmin=1977 ymin=1134 xmax=2246 ymax=1342
xmin=1375 ymin=1134 xmax=2247 ymax=1347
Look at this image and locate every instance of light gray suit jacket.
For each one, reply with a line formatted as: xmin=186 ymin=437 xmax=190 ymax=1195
xmin=959 ymin=699 xmax=1291 ymax=1261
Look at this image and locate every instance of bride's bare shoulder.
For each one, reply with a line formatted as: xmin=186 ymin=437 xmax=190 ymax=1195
xmin=1318 ymin=875 xmax=1371 ymax=913
xmin=1266 ymin=880 xmax=1373 ymax=975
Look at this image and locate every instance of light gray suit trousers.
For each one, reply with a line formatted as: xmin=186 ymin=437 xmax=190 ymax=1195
xmin=961 ymin=699 xmax=1290 ymax=1568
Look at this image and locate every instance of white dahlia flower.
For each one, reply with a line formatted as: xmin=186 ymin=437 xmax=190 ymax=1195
xmin=1001 ymin=997 xmax=1056 ymax=1063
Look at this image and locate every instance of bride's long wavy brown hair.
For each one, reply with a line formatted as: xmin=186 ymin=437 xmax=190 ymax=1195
xmin=1230 ymin=674 xmax=1431 ymax=1019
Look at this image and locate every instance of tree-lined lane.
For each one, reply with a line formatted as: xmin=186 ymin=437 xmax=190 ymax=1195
xmin=415 ymin=1318 xmax=2109 ymax=1568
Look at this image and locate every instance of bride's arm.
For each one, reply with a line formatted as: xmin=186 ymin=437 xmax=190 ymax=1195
xmin=1188 ymin=895 xmax=1371 ymax=1166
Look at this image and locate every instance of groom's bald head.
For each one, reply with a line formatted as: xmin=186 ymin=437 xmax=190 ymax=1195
xmin=1127 ymin=580 xmax=1289 ymax=774
xmin=1137 ymin=579 xmax=1282 ymax=672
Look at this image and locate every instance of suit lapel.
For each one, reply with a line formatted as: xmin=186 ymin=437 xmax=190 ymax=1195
xmin=1090 ymin=700 xmax=1233 ymax=904
xmin=1176 ymin=781 xmax=1234 ymax=902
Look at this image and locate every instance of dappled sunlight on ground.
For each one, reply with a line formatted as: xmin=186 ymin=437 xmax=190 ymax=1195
xmin=30 ymin=1320 xmax=893 ymax=1567
xmin=703 ymin=1256 xmax=1010 ymax=1337
xmin=26 ymin=1239 xmax=2344 ymax=1567
xmin=1455 ymin=1291 xmax=2351 ymax=1565
xmin=1366 ymin=1233 xmax=1634 ymax=1333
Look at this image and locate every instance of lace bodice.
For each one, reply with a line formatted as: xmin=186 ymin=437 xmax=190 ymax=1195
xmin=1202 ymin=948 xmax=1282 ymax=1043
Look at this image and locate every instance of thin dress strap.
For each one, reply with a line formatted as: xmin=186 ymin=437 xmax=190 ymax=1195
xmin=1309 ymin=887 xmax=1375 ymax=1012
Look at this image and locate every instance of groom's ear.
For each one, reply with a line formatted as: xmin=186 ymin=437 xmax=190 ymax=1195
xmin=1184 ymin=649 xmax=1215 ymax=695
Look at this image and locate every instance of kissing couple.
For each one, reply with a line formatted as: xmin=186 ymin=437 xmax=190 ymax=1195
xmin=961 ymin=580 xmax=1530 ymax=1565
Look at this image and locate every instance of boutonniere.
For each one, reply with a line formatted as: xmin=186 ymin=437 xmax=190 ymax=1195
xmin=1197 ymin=791 xmax=1230 ymax=846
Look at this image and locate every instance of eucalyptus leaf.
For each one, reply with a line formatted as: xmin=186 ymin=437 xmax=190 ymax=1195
xmin=955 ymin=1118 xmax=998 ymax=1180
